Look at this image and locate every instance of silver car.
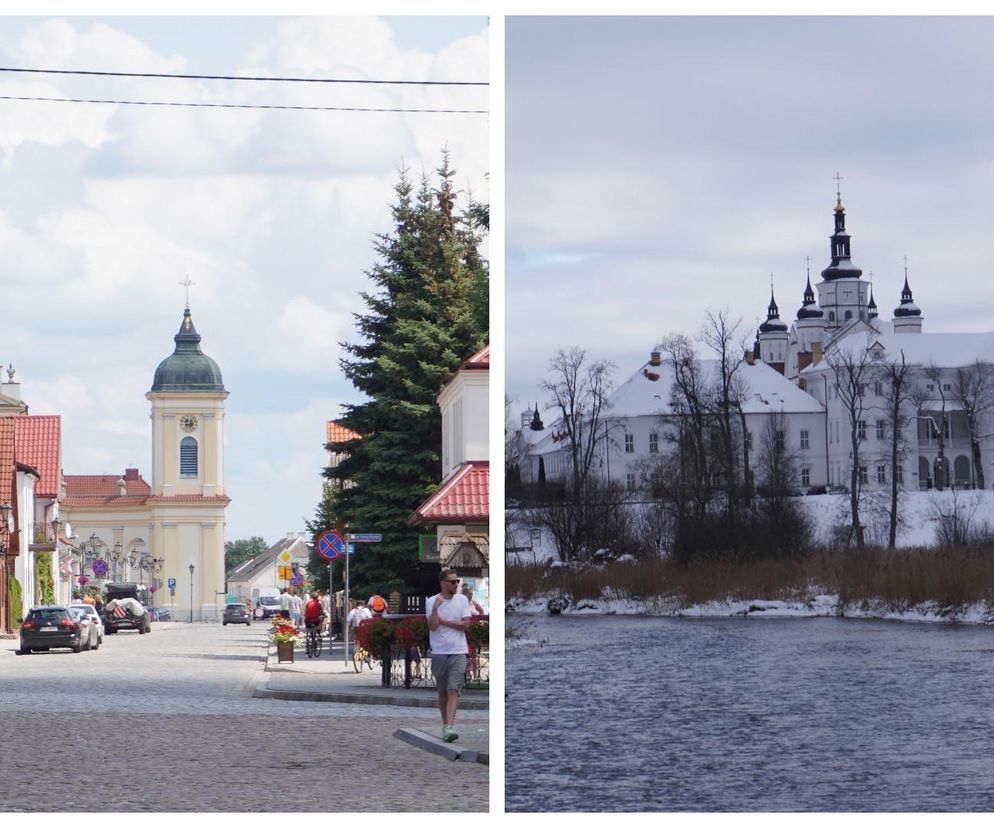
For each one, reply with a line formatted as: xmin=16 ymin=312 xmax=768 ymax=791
xmin=69 ymin=603 xmax=104 ymax=644
xmin=68 ymin=606 xmax=101 ymax=651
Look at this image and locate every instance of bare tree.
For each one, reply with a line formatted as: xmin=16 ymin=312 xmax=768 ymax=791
xmin=921 ymin=363 xmax=950 ymax=490
xmin=876 ymin=351 xmax=915 ymax=548
xmin=699 ymin=309 xmax=749 ymax=511
xmin=827 ymin=339 xmax=877 ymax=548
xmin=954 ymin=360 xmax=994 ymax=490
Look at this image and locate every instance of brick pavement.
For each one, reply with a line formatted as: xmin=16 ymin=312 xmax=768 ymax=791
xmin=0 ymin=622 xmax=488 ymax=812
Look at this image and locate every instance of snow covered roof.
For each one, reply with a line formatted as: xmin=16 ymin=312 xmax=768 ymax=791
xmin=609 ymin=357 xmax=824 ymax=417
xmin=809 ymin=328 xmax=994 ymax=372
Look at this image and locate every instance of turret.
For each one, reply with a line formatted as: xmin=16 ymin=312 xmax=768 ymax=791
xmin=758 ymin=285 xmax=789 ymax=373
xmin=893 ymin=263 xmax=923 ymax=334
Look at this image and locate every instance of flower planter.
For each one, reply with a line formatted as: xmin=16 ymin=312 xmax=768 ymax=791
xmin=276 ymin=640 xmax=294 ymax=663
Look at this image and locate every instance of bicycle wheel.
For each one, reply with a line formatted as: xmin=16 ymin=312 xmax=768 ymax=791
xmin=353 ymin=646 xmax=365 ymax=672
xmin=314 ymin=634 xmax=322 ymax=658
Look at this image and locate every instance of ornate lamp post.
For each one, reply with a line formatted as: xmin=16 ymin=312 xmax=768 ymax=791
xmin=188 ymin=563 xmax=195 ymax=624
xmin=110 ymin=542 xmax=122 ymax=582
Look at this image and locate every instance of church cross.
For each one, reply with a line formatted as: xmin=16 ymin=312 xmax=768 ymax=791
xmin=833 ymin=171 xmax=844 ymax=199
xmin=179 ymin=276 xmax=196 ymax=309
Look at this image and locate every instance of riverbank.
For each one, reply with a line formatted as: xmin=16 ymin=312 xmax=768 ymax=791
xmin=507 ymin=591 xmax=994 ymax=625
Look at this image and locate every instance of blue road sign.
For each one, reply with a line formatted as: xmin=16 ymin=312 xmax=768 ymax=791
xmin=91 ymin=559 xmax=109 ymax=577
xmin=167 ymin=578 xmax=177 ymax=589
xmin=349 ymin=533 xmax=382 ymax=543
xmin=316 ymin=530 xmax=346 ymax=561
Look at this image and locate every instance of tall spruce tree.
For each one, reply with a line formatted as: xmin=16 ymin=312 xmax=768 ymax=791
xmin=326 ymin=154 xmax=488 ymax=597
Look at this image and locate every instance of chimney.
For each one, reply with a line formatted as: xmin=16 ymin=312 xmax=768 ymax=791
xmin=124 ymin=467 xmax=140 ymax=481
xmin=744 ymin=349 xmax=754 ymax=365
xmin=649 ymin=351 xmax=661 ymax=367
xmin=812 ymin=341 xmax=823 ymax=365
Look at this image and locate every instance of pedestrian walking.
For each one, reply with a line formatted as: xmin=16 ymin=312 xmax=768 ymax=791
xmin=290 ymin=589 xmax=302 ymax=626
xmin=319 ymin=591 xmax=331 ymax=638
xmin=279 ymin=588 xmax=291 ymax=620
xmin=427 ymin=568 xmax=472 ymax=743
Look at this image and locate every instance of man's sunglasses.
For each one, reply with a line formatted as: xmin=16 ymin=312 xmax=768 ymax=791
xmin=444 ymin=579 xmax=459 ymax=584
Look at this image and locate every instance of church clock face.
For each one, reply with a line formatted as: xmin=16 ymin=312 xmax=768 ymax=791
xmin=179 ymin=415 xmax=198 ymax=433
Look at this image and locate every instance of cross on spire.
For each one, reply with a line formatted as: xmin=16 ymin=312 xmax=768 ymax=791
xmin=179 ymin=276 xmax=196 ymax=309
xmin=833 ymin=171 xmax=844 ymax=200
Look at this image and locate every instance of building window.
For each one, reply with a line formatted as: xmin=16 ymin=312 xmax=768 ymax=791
xmin=801 ymin=468 xmax=810 ymax=486
xmin=859 ymin=465 xmax=868 ymax=484
xmin=180 ymin=436 xmax=198 ymax=477
xmin=745 ymin=431 xmax=753 ymax=450
xmin=874 ymin=381 xmax=884 ymax=396
xmin=800 ymin=429 xmax=809 ymax=450
xmin=649 ymin=433 xmax=659 ymax=454
xmin=844 ymin=311 xmax=853 ymax=321
xmin=876 ymin=420 xmax=885 ymax=440
xmin=625 ymin=473 xmax=636 ymax=492
xmin=943 ymin=419 xmax=951 ymax=439
xmin=624 ymin=433 xmax=634 ymax=453
xmin=775 ymin=430 xmax=785 ymax=451
xmin=944 ymin=383 xmax=951 ymax=392
xmin=897 ymin=466 xmax=904 ymax=484
xmin=857 ymin=420 xmax=866 ymax=440
xmin=877 ymin=465 xmax=887 ymax=484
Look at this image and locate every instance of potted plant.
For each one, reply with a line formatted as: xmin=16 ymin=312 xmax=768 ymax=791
xmin=271 ymin=617 xmax=299 ymax=663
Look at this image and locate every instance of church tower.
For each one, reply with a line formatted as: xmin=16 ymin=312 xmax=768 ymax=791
xmin=893 ymin=264 xmax=924 ymax=334
xmin=793 ymin=265 xmax=826 ymax=374
xmin=146 ymin=305 xmax=229 ymax=621
xmin=757 ymin=286 xmax=789 ymax=373
xmin=815 ymin=182 xmax=870 ymax=329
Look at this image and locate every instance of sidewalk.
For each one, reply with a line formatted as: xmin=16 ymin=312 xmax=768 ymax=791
xmin=253 ymin=636 xmax=488 ymax=712
xmin=253 ymin=635 xmax=489 ymax=764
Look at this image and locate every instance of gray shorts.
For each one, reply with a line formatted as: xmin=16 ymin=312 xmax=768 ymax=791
xmin=431 ymin=654 xmax=467 ymax=694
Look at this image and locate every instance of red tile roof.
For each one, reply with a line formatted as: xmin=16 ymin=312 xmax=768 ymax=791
xmin=147 ymin=495 xmax=231 ymax=504
xmin=64 ymin=472 xmax=151 ymax=507
xmin=410 ymin=460 xmax=489 ymax=525
xmin=326 ymin=421 xmax=361 ymax=444
xmin=461 ymin=345 xmax=489 ymax=370
xmin=14 ymin=415 xmax=61 ymax=499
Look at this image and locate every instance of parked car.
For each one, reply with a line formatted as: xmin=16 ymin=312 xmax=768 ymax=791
xmin=223 ymin=602 xmax=252 ymax=626
xmin=18 ymin=606 xmax=88 ymax=654
xmin=147 ymin=606 xmax=171 ymax=622
xmin=68 ymin=606 xmax=101 ymax=651
xmin=254 ymin=596 xmax=281 ymax=619
xmin=69 ymin=603 xmax=104 ymax=645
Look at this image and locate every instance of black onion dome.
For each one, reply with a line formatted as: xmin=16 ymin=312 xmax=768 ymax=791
xmin=893 ymin=275 xmax=921 ymax=318
xmin=151 ymin=308 xmax=225 ymax=392
xmin=759 ymin=289 xmax=788 ymax=333
xmin=796 ymin=274 xmax=824 ymax=320
xmin=820 ymin=196 xmax=864 ymax=281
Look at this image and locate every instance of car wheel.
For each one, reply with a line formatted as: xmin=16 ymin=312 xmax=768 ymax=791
xmin=223 ymin=621 xmax=227 ymax=626
xmin=71 ymin=643 xmax=82 ymax=653
xmin=16 ymin=648 xmax=29 ymax=655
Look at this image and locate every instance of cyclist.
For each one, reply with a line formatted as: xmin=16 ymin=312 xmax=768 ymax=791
xmin=303 ymin=593 xmax=325 ymax=654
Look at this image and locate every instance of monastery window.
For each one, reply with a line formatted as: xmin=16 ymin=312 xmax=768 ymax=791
xmin=877 ymin=465 xmax=887 ymax=484
xmin=775 ymin=430 xmax=785 ymax=451
xmin=801 ymin=468 xmax=810 ymax=487
xmin=943 ymin=383 xmax=951 ymax=392
xmin=857 ymin=420 xmax=867 ymax=441
xmin=745 ymin=431 xmax=753 ymax=450
xmin=624 ymin=433 xmax=634 ymax=453
xmin=829 ymin=312 xmax=836 ymax=323
xmin=859 ymin=465 xmax=868 ymax=484
xmin=844 ymin=311 xmax=853 ymax=321
xmin=876 ymin=420 xmax=885 ymax=440
xmin=649 ymin=433 xmax=659 ymax=454
xmin=897 ymin=466 xmax=904 ymax=484
xmin=180 ymin=436 xmax=198 ymax=477
xmin=800 ymin=430 xmax=809 ymax=450
xmin=625 ymin=473 xmax=636 ymax=492
xmin=943 ymin=419 xmax=951 ymax=439
xmin=874 ymin=381 xmax=883 ymax=396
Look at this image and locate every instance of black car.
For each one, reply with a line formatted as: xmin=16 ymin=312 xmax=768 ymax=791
xmin=223 ymin=602 xmax=251 ymax=626
xmin=18 ymin=606 xmax=88 ymax=654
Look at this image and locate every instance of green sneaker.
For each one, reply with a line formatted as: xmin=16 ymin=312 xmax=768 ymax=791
xmin=442 ymin=725 xmax=458 ymax=743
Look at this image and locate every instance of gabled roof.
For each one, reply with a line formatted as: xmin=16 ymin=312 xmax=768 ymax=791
xmin=14 ymin=415 xmax=60 ymax=499
xmin=225 ymin=534 xmax=308 ymax=582
xmin=326 ymin=421 xmax=361 ymax=445
xmin=461 ymin=346 xmax=489 ymax=370
xmin=0 ymin=418 xmax=15 ymax=553
xmin=410 ymin=460 xmax=489 ymax=525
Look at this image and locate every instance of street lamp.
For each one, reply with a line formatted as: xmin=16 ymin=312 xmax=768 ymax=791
xmin=189 ymin=563 xmax=195 ymax=624
xmin=0 ymin=502 xmax=12 ymax=635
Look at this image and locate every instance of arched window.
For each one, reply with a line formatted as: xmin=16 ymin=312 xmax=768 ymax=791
xmin=180 ymin=436 xmax=198 ymax=477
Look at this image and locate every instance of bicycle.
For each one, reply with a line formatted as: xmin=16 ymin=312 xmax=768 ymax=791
xmin=352 ymin=641 xmax=374 ymax=672
xmin=305 ymin=621 xmax=323 ymax=659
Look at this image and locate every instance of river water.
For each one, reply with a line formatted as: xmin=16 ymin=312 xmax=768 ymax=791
xmin=505 ymin=614 xmax=994 ymax=811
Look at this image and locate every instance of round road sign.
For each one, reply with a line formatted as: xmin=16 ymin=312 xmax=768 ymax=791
xmin=92 ymin=559 xmax=109 ymax=577
xmin=316 ymin=530 xmax=345 ymax=561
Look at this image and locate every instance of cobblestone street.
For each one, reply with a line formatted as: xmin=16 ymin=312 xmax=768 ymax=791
xmin=0 ymin=622 xmax=488 ymax=812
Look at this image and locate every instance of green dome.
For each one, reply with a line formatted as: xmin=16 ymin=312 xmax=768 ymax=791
xmin=151 ymin=308 xmax=225 ymax=392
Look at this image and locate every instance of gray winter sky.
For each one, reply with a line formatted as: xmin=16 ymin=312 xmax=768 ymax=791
xmin=506 ymin=15 xmax=994 ymax=416
xmin=0 ymin=14 xmax=488 ymax=543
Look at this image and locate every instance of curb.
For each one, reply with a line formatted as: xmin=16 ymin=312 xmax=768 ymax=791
xmin=393 ymin=727 xmax=489 ymax=765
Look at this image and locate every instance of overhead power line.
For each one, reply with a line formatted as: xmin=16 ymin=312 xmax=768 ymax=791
xmin=0 ymin=94 xmax=487 ymax=114
xmin=0 ymin=66 xmax=488 ymax=87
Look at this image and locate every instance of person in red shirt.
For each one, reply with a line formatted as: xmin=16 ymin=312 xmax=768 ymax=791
xmin=304 ymin=593 xmax=325 ymax=630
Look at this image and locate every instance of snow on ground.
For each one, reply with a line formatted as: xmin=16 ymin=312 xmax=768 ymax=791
xmin=507 ymin=490 xmax=994 ymax=626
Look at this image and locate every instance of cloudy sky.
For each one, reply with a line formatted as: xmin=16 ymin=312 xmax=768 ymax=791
xmin=506 ymin=16 xmax=994 ymax=415
xmin=0 ymin=15 xmax=488 ymax=543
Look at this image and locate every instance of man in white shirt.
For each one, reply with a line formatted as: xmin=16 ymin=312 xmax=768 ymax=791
xmin=427 ymin=568 xmax=472 ymax=743
xmin=279 ymin=588 xmax=291 ymax=619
